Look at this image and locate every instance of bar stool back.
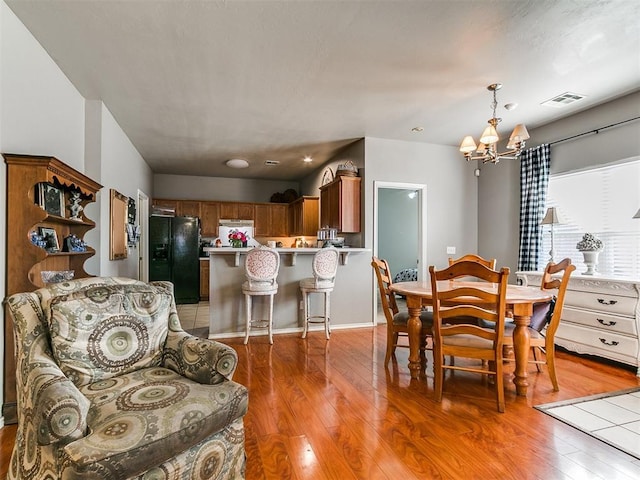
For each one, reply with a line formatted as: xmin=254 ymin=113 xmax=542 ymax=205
xmin=242 ymin=246 xmax=280 ymax=344
xmin=300 ymin=247 xmax=339 ymax=339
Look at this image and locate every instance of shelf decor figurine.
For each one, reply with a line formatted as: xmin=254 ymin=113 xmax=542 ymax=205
xmin=576 ymin=233 xmax=604 ymax=275
xmin=68 ymin=190 xmax=84 ymax=220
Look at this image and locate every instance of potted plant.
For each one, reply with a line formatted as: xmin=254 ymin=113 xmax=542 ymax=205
xmin=576 ymin=233 xmax=603 ymax=275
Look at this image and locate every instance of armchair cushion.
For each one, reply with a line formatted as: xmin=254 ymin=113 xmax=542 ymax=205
xmin=62 ymin=366 xmax=248 ymax=478
xmin=48 ymin=284 xmax=172 ymax=387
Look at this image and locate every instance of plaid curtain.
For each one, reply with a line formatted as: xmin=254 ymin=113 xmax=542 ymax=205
xmin=518 ymin=144 xmax=550 ymax=271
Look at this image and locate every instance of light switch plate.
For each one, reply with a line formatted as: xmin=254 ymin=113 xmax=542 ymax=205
xmin=446 ymin=246 xmax=456 ymax=255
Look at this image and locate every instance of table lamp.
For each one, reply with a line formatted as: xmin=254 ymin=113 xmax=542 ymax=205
xmin=540 ymin=207 xmax=563 ymax=264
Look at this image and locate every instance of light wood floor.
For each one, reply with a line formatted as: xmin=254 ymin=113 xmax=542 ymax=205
xmin=2 ymin=325 xmax=640 ymax=479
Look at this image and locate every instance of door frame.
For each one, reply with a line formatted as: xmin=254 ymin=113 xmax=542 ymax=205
xmin=137 ymin=190 xmax=149 ymax=282
xmin=373 ymin=181 xmax=427 ymax=322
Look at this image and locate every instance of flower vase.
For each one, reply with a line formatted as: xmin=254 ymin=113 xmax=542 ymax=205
xmin=581 ymin=250 xmax=600 ymax=275
xmin=231 ymin=240 xmax=243 ymax=248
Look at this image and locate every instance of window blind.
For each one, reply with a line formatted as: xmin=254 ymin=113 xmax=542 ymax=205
xmin=539 ymin=159 xmax=640 ymax=278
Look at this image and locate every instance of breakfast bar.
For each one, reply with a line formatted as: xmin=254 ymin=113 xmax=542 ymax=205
xmin=204 ymin=247 xmax=372 ymax=338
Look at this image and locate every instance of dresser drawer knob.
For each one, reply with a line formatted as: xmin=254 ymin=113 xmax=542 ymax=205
xmin=597 ymin=298 xmax=618 ymax=306
xmin=599 ymin=338 xmax=619 ymax=347
xmin=597 ymin=318 xmax=617 ymax=326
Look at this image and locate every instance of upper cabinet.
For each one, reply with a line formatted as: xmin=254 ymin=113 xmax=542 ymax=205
xmin=200 ymin=202 xmax=220 ymax=237
xmin=320 ymin=177 xmax=361 ymax=233
xmin=289 ymin=196 xmax=319 ymax=237
xmin=177 ymin=200 xmax=201 ymax=218
xmin=220 ymin=202 xmax=254 ymax=220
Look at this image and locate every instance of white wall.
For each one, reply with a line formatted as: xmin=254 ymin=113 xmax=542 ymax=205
xmin=97 ymin=105 xmax=152 ymax=278
xmin=154 ymin=174 xmax=299 ymax=203
xmin=478 ymin=91 xmax=640 ymax=276
xmin=363 ymin=137 xmax=477 ymax=275
xmin=0 ymin=1 xmax=153 ymax=420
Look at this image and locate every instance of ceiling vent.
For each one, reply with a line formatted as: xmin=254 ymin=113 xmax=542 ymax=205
xmin=264 ymin=160 xmax=280 ymax=166
xmin=541 ymin=92 xmax=586 ymax=108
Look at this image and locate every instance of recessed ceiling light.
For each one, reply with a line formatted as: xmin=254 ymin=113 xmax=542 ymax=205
xmin=303 ymin=156 xmax=313 ymax=163
xmin=411 ymin=126 xmax=424 ymax=132
xmin=226 ymin=158 xmax=249 ymax=169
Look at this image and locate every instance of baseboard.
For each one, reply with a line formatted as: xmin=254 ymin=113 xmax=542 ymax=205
xmin=208 ymin=322 xmax=375 ymax=340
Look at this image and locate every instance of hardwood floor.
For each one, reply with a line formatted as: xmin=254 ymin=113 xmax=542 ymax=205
xmin=1 ymin=325 xmax=640 ymax=479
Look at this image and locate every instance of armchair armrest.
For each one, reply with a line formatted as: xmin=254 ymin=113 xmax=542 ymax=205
xmin=162 ymin=330 xmax=238 ymax=384
xmin=32 ymin=373 xmax=91 ymax=446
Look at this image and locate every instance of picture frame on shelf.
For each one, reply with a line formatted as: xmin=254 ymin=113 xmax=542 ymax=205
xmin=38 ymin=226 xmax=60 ymax=253
xmin=36 ymin=183 xmax=65 ymax=217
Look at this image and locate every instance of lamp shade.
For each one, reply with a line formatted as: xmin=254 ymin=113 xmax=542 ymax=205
xmin=540 ymin=207 xmax=563 ymax=225
xmin=634 ymin=208 xmax=640 ymax=219
xmin=480 ymin=125 xmax=499 ymax=144
xmin=459 ymin=136 xmax=477 ymax=153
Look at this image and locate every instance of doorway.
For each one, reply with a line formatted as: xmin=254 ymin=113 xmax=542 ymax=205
xmin=373 ymin=182 xmax=427 ymax=323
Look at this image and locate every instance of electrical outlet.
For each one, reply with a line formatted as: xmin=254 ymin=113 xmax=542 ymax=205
xmin=446 ymin=246 xmax=456 ymax=255
xmin=299 ymin=300 xmax=304 ymax=310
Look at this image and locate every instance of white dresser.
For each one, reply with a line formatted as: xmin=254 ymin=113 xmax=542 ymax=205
xmin=516 ymin=271 xmax=640 ymax=375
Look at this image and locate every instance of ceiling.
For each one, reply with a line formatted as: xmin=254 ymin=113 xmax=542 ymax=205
xmin=6 ymin=0 xmax=640 ymax=181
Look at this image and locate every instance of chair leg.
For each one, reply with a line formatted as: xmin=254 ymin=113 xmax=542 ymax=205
xmin=301 ymin=290 xmax=309 ymax=338
xmin=434 ymin=346 xmax=444 ymax=403
xmin=244 ymin=294 xmax=251 ymax=345
xmin=495 ymin=356 xmax=505 ymax=413
xmin=532 ymin=346 xmax=543 ymax=372
xmin=268 ymin=294 xmax=274 ymax=345
xmin=324 ymin=292 xmax=331 ymax=340
xmin=385 ymin=328 xmax=395 ymax=366
xmin=545 ymin=345 xmax=559 ymax=391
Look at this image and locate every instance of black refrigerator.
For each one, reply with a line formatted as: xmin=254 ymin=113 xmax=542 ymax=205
xmin=149 ymin=215 xmax=200 ymax=304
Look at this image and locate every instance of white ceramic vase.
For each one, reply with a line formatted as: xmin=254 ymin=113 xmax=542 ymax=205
xmin=581 ymin=250 xmax=601 ymax=275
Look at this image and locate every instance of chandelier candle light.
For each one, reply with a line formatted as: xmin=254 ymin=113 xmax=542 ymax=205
xmin=460 ymin=83 xmax=530 ymax=164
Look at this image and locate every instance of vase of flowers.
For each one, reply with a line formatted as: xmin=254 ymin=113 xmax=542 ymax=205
xmin=228 ymin=229 xmax=249 ymax=248
xmin=576 ymin=233 xmax=603 ymax=275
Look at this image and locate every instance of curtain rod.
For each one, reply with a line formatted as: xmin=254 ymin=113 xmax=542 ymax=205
xmin=548 ymin=116 xmax=640 ymax=146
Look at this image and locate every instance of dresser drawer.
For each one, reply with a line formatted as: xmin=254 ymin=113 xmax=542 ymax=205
xmin=556 ymin=323 xmax=639 ymax=363
xmin=562 ymin=307 xmax=638 ymax=336
xmin=564 ymin=290 xmax=637 ymax=316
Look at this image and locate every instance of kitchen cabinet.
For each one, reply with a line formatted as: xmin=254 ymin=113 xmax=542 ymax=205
xmin=220 ymin=202 xmax=254 ymax=220
xmin=255 ymin=203 xmax=288 ymax=237
xmin=517 ymin=271 xmax=640 ymax=375
xmin=177 ymin=200 xmax=201 ymax=218
xmin=3 ymin=153 xmax=102 ymax=424
xmin=200 ymin=260 xmax=210 ymax=300
xmin=271 ymin=204 xmax=289 ymax=236
xmin=200 ymin=202 xmax=220 ymax=237
xmin=289 ymin=196 xmax=319 ymax=237
xmin=319 ymin=176 xmax=361 ymax=233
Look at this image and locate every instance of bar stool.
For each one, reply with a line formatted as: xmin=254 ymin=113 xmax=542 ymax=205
xmin=242 ymin=246 xmax=280 ymax=344
xmin=300 ymin=247 xmax=339 ymax=339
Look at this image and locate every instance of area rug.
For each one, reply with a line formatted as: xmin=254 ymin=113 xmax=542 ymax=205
xmin=536 ymin=387 xmax=640 ymax=459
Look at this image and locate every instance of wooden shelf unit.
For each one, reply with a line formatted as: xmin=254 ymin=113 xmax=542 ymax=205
xmin=3 ymin=153 xmax=102 ymax=423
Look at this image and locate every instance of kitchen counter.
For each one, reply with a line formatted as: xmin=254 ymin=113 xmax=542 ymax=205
xmin=203 ymin=246 xmax=373 ymax=339
xmin=203 ymin=246 xmax=368 ymax=266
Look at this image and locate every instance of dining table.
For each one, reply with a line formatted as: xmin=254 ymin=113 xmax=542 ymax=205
xmin=389 ymin=280 xmax=553 ymax=396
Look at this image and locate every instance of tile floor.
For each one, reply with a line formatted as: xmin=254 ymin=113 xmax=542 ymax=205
xmin=176 ymin=301 xmax=210 ymax=333
xmin=541 ymin=388 xmax=640 ymax=459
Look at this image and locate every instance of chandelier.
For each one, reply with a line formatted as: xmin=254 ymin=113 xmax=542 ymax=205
xmin=459 ymin=83 xmax=530 ymax=164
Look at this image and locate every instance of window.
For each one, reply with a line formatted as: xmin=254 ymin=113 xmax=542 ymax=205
xmin=539 ymin=158 xmax=640 ymax=277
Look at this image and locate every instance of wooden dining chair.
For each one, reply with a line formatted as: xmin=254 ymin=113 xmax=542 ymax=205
xmin=430 ymin=261 xmax=510 ymax=412
xmin=448 ymin=254 xmax=497 ymax=269
xmin=371 ymin=257 xmax=433 ymax=367
xmin=503 ymin=258 xmax=575 ymax=391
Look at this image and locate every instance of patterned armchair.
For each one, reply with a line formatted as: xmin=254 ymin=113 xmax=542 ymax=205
xmin=4 ymin=277 xmax=248 ymax=480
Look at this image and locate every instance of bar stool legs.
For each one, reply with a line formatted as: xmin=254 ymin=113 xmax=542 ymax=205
xmin=244 ymin=292 xmax=275 ymax=345
xmin=301 ymin=289 xmax=331 ymax=340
